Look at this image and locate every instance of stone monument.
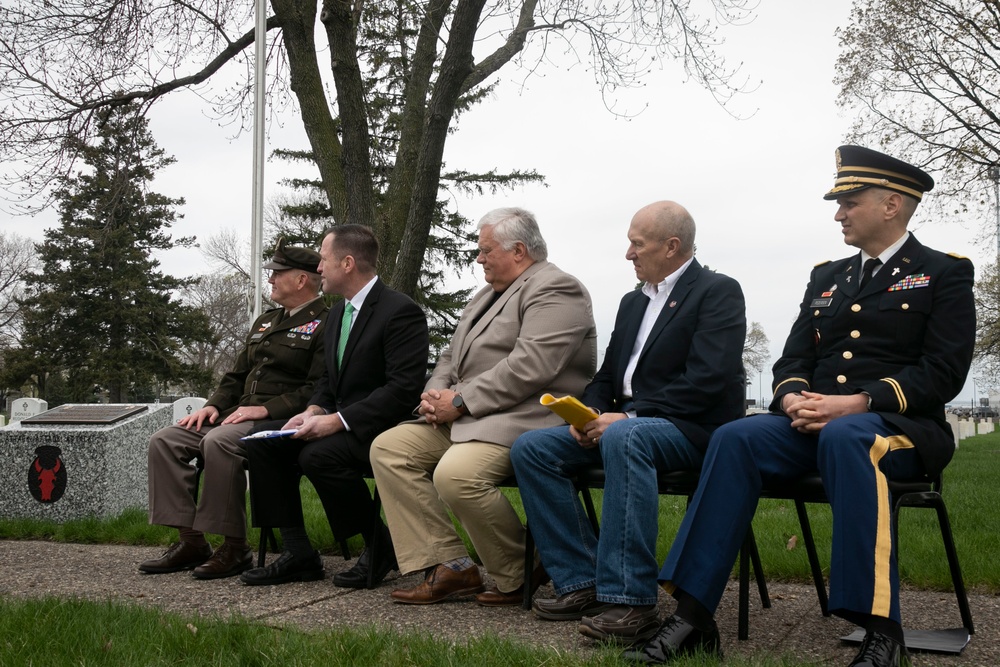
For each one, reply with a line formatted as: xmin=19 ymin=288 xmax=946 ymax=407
xmin=0 ymin=403 xmax=172 ymax=521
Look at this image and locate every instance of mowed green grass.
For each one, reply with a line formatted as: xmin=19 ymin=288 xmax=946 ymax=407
xmin=0 ymin=596 xmax=805 ymax=667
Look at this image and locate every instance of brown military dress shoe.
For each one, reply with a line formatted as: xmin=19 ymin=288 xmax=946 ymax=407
xmin=191 ymin=542 xmax=254 ymax=580
xmin=390 ymin=564 xmax=484 ymax=604
xmin=532 ymin=587 xmax=615 ymax=621
xmin=579 ymin=604 xmax=660 ymax=644
xmin=475 ymin=563 xmax=550 ymax=607
xmin=139 ymin=541 xmax=213 ymax=574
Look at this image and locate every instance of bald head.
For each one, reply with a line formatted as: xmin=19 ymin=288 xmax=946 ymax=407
xmin=626 ymin=201 xmax=697 ymax=285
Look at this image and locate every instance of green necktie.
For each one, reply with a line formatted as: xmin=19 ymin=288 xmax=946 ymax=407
xmin=337 ymin=302 xmax=354 ymax=369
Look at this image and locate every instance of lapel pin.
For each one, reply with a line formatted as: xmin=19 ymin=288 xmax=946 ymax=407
xmin=892 ymin=267 xmax=900 ymax=276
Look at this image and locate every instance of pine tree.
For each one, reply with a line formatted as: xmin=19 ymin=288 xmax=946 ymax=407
xmin=6 ymin=104 xmax=213 ymax=403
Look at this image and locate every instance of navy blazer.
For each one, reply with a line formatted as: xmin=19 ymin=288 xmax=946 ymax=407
xmin=582 ymin=259 xmax=747 ymax=452
xmin=311 ymin=279 xmax=429 ymax=446
xmin=770 ymin=234 xmax=975 ymax=475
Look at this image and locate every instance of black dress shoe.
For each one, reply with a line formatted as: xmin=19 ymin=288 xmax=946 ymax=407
xmin=848 ymin=631 xmax=911 ymax=667
xmin=533 ymin=587 xmax=614 ymax=621
xmin=332 ymin=545 xmax=397 ymax=589
xmin=239 ymin=550 xmax=324 ymax=586
xmin=621 ymin=614 xmax=721 ymax=664
xmin=139 ymin=542 xmax=213 ymax=574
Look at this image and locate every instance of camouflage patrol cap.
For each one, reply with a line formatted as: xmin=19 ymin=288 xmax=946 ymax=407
xmin=823 ymin=145 xmax=934 ymax=202
xmin=263 ymin=238 xmax=321 ymax=273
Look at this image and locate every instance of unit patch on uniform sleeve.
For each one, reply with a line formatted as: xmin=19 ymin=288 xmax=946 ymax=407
xmin=887 ymin=274 xmax=930 ymax=291
xmin=290 ymin=319 xmax=322 ymax=334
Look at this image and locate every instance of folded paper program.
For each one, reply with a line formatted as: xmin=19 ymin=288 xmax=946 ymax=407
xmin=540 ymin=393 xmax=598 ymax=431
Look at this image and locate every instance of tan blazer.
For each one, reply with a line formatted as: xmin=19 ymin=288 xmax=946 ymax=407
xmin=427 ymin=261 xmax=598 ymax=447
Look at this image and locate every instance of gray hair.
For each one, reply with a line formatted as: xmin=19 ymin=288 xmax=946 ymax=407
xmin=477 ymin=207 xmax=548 ymax=261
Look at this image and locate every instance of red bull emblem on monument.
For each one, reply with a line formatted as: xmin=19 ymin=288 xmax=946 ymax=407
xmin=28 ymin=445 xmax=67 ymax=503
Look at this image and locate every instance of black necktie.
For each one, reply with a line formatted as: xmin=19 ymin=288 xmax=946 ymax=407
xmin=860 ymin=258 xmax=882 ymax=289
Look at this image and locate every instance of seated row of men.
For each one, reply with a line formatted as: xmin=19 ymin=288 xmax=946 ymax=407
xmin=140 ymin=145 xmax=975 ymax=667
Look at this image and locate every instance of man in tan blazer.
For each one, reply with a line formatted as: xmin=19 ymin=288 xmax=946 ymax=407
xmin=371 ymin=207 xmax=597 ymax=606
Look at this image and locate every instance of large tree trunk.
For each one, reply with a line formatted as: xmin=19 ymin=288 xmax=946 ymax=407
xmin=320 ymin=0 xmax=377 ymax=230
xmin=377 ymin=0 xmax=452 ymax=278
xmin=391 ymin=0 xmax=488 ymax=295
xmin=271 ymin=0 xmax=349 ymax=224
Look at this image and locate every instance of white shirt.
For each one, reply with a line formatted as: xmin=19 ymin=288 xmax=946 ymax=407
xmin=329 ymin=275 xmax=378 ymax=432
xmin=621 ymin=257 xmax=694 ymax=416
xmin=860 ymin=232 xmax=909 ymax=280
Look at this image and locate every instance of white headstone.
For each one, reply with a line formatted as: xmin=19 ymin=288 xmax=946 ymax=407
xmin=11 ymin=398 xmax=48 ymax=423
xmin=172 ymin=397 xmax=207 ymax=424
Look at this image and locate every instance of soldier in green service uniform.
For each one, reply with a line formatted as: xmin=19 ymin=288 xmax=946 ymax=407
xmin=140 ymin=239 xmax=329 ymax=580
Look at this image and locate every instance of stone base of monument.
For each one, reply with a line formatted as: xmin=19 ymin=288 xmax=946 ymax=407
xmin=0 ymin=403 xmax=172 ymax=521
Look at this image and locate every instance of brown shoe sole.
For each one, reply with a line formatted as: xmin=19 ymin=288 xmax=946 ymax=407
xmin=391 ymin=584 xmax=485 ymax=605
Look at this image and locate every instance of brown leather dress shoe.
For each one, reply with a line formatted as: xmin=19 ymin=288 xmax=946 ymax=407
xmin=139 ymin=542 xmax=213 ymax=574
xmin=191 ymin=542 xmax=254 ymax=580
xmin=532 ymin=587 xmax=615 ymax=621
xmin=475 ymin=563 xmax=550 ymax=607
xmin=579 ymin=604 xmax=660 ymax=644
xmin=390 ymin=564 xmax=484 ymax=604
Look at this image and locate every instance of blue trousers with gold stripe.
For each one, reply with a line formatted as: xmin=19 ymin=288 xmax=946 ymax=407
xmin=659 ymin=412 xmax=923 ymax=624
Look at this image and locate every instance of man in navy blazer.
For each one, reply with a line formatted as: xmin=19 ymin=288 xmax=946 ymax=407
xmin=241 ymin=225 xmax=429 ymax=588
xmin=511 ymin=200 xmax=746 ymax=642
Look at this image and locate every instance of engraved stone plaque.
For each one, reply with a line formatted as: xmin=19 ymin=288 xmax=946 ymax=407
xmin=22 ymin=404 xmax=148 ymax=425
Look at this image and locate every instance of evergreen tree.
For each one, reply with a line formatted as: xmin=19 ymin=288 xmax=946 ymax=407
xmin=5 ymin=104 xmax=213 ymax=403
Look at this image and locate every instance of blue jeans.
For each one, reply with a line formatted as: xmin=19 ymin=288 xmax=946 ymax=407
xmin=510 ymin=418 xmax=703 ymax=606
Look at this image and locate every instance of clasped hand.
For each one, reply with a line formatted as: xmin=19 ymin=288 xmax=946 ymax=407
xmin=417 ymin=388 xmax=462 ymax=428
xmin=783 ymin=390 xmax=868 ymax=433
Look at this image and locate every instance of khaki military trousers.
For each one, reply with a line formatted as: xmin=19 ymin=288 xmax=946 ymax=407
xmin=370 ymin=422 xmax=527 ymax=592
xmin=146 ymin=422 xmax=257 ymax=539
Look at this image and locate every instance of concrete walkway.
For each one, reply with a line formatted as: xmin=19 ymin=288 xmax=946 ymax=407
xmin=1 ymin=540 xmax=994 ymax=665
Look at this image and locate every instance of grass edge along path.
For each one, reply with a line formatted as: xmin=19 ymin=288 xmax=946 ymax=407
xmin=0 ymin=596 xmax=800 ymax=667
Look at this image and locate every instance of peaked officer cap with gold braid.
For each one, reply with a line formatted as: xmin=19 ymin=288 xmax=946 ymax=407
xmin=823 ymin=145 xmax=934 ymax=202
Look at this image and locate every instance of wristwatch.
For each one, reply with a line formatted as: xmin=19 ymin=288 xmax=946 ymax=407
xmin=452 ymin=394 xmax=468 ymax=415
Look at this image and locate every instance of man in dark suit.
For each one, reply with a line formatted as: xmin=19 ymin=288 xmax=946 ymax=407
xmin=628 ymin=147 xmax=975 ymax=667
xmin=240 ymin=224 xmax=429 ymax=587
xmin=141 ymin=240 xmax=327 ymax=579
xmin=510 ymin=200 xmax=747 ymax=641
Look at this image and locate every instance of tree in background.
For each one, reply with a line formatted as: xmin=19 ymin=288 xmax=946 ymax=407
xmin=743 ymin=320 xmax=770 ymax=379
xmin=835 ymin=0 xmax=1000 ymax=229
xmin=3 ymin=104 xmax=213 ymax=404
xmin=974 ymin=260 xmax=1000 ymax=384
xmin=0 ymin=232 xmax=40 ymax=408
xmin=0 ymin=232 xmax=39 ymax=348
xmin=178 ymin=272 xmax=250 ymax=396
xmin=0 ymin=0 xmax=756 ymax=302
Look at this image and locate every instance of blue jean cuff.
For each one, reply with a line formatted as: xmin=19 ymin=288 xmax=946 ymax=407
xmin=554 ymin=579 xmax=597 ymax=597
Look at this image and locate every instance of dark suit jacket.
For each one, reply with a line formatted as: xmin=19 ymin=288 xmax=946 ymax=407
xmin=207 ymin=299 xmax=329 ymax=420
xmin=312 ymin=279 xmax=429 ymax=445
xmin=583 ymin=259 xmax=747 ymax=453
xmin=770 ymin=234 xmax=975 ymax=475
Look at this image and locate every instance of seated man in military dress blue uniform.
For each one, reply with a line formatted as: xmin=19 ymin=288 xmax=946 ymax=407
xmin=627 ymin=146 xmax=975 ymax=667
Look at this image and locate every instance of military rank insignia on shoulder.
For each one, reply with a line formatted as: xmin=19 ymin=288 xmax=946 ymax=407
xmin=814 ymin=259 xmax=832 ymax=267
xmin=947 ymin=252 xmax=969 ymax=260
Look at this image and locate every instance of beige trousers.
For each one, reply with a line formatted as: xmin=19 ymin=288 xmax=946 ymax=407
xmin=147 ymin=422 xmax=256 ymax=539
xmin=370 ymin=422 xmax=526 ymax=592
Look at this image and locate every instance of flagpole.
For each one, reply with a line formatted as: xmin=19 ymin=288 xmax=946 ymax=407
xmin=249 ymin=0 xmax=267 ymax=322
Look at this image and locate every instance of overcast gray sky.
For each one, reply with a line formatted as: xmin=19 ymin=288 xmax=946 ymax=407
xmin=5 ymin=0 xmax=992 ymax=405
